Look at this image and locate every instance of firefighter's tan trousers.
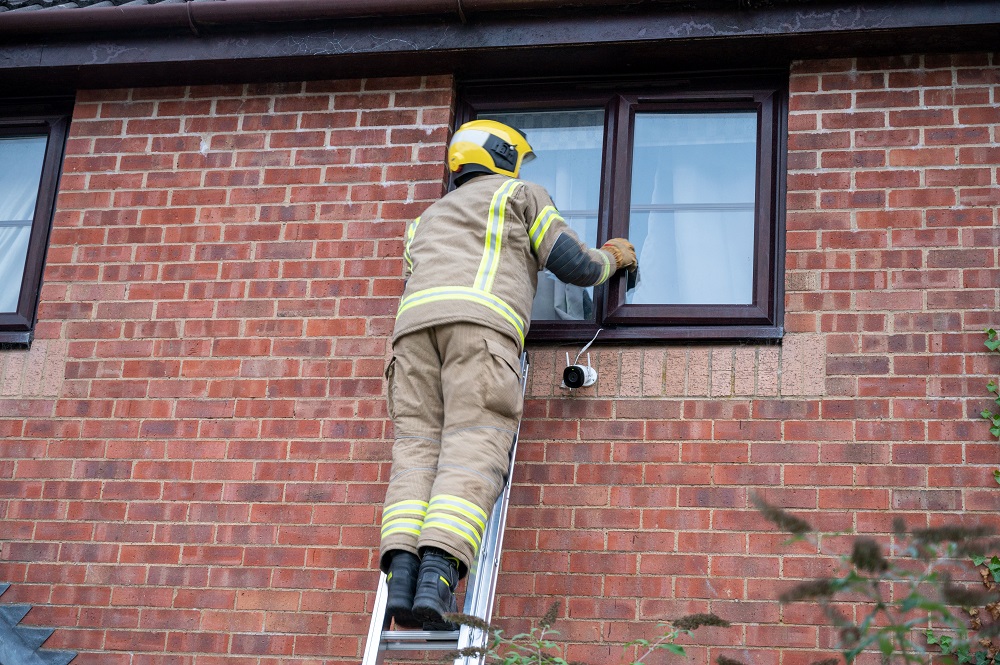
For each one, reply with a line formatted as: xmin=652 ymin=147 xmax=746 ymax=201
xmin=380 ymin=322 xmax=524 ymax=577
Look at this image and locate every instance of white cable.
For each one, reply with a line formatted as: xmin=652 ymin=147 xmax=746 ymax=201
xmin=573 ymin=328 xmax=602 ymax=365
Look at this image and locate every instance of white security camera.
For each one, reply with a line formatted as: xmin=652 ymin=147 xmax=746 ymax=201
xmin=562 ymin=352 xmax=597 ymax=389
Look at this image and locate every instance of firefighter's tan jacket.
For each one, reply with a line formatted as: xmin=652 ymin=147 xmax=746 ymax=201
xmin=394 ymin=174 xmax=615 ymax=350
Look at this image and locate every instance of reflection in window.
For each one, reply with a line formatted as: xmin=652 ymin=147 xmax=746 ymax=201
xmin=626 ymin=112 xmax=757 ymax=306
xmin=0 ymin=135 xmax=48 ymax=313
xmin=481 ymin=110 xmax=604 ymax=322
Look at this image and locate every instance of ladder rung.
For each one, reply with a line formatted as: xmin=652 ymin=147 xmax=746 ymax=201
xmin=380 ymin=629 xmax=462 ymax=651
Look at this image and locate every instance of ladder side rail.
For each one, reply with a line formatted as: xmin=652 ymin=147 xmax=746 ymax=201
xmin=362 ymin=572 xmax=391 ymax=665
xmin=454 ymin=353 xmax=529 ymax=665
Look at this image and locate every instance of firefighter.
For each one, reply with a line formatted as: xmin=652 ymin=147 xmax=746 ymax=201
xmin=379 ymin=119 xmax=636 ymax=629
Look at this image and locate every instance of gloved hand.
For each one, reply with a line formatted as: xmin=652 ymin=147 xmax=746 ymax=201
xmin=602 ymin=238 xmax=637 ymax=272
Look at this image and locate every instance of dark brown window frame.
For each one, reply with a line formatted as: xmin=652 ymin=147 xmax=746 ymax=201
xmin=458 ymin=74 xmax=787 ymax=343
xmin=0 ymin=99 xmax=71 ymax=348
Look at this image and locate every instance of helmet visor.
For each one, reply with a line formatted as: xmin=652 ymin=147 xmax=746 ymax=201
xmin=449 ymin=128 xmax=492 ymax=149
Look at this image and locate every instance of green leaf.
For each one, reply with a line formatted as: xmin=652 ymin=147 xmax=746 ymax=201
xmin=986 ymin=329 xmax=1000 ymax=350
xmin=664 ymin=644 xmax=686 ymax=656
xmin=918 ymin=598 xmax=949 ymax=613
xmin=879 ymin=636 xmax=895 ymax=657
xmin=973 ymin=555 xmax=988 ymax=566
xmin=994 ymin=469 xmax=1000 ymax=486
xmin=901 ymin=597 xmax=918 ymax=612
xmin=988 ymin=556 xmax=1000 ymax=583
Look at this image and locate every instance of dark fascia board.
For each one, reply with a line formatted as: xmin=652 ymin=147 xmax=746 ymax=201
xmin=1 ymin=1 xmax=998 ymax=92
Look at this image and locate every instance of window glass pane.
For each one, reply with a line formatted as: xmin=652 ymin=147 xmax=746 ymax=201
xmin=626 ymin=112 xmax=757 ymax=306
xmin=0 ymin=135 xmax=48 ymax=313
xmin=481 ymin=110 xmax=604 ymax=322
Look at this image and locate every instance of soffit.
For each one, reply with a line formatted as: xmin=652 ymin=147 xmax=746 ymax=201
xmin=0 ymin=0 xmax=997 ymax=93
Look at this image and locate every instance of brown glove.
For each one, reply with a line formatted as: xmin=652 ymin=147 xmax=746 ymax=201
xmin=602 ymin=237 xmax=637 ymax=272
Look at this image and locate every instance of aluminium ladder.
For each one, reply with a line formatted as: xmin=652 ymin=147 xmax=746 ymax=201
xmin=362 ymin=352 xmax=529 ymax=665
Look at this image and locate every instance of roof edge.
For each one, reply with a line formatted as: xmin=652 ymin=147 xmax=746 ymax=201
xmin=0 ymin=0 xmax=661 ymax=37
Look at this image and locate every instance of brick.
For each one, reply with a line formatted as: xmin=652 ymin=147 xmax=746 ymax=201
xmin=888 ymin=108 xmax=955 ymax=126
xmin=855 ymin=89 xmax=919 ymax=108
xmin=788 ymin=131 xmax=851 ymax=151
xmin=888 ymin=147 xmax=957 ymax=167
xmin=926 ymin=207 xmax=994 ymax=227
xmin=926 ymin=126 xmax=993 ymax=146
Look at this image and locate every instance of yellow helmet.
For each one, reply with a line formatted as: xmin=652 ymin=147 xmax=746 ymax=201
xmin=447 ymin=119 xmax=535 ymax=183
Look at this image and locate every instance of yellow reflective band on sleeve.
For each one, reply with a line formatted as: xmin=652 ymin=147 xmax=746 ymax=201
xmin=397 ymin=286 xmax=525 ymax=344
xmin=403 ymin=216 xmax=421 ymax=271
xmin=529 ymin=206 xmax=561 ymax=254
xmin=474 ymin=179 xmax=521 ymax=293
xmin=597 ymin=250 xmax=612 ymax=285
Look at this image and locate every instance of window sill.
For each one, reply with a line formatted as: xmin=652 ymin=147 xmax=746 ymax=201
xmin=0 ymin=330 xmax=33 ymax=348
xmin=527 ymin=324 xmax=784 ymax=344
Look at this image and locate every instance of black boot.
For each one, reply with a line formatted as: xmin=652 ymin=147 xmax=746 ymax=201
xmin=412 ymin=548 xmax=460 ymax=630
xmin=385 ymin=550 xmax=421 ymax=629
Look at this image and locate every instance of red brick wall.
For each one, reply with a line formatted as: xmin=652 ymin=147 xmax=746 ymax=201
xmin=1 ymin=54 xmax=998 ymax=664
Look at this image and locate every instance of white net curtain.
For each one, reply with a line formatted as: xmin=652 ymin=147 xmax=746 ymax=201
xmin=626 ymin=112 xmax=758 ymax=306
xmin=0 ymin=135 xmax=47 ymax=313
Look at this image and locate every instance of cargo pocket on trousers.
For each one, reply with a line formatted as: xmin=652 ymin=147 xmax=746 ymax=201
xmin=384 ymin=357 xmax=397 ymax=420
xmin=483 ymin=338 xmax=522 ymax=421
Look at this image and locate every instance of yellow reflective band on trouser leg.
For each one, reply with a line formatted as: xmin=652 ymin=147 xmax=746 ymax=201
xmin=421 ymin=513 xmax=483 ymax=553
xmin=396 ymin=286 xmax=526 ymax=345
xmin=380 ymin=500 xmax=428 ymax=540
xmin=428 ymin=494 xmax=488 ymax=531
xmin=474 ymin=179 xmax=521 ymax=292
xmin=529 ymin=206 xmax=562 ymax=254
xmin=420 ymin=493 xmax=489 ymax=556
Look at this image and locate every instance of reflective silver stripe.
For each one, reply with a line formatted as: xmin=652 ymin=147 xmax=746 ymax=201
xmin=397 ymin=286 xmax=525 ymax=344
xmin=429 ymin=495 xmax=488 ymax=529
xmin=474 ymin=179 xmax=521 ymax=292
xmin=422 ymin=513 xmax=483 ymax=551
xmin=382 ymin=500 xmax=428 ymax=522
xmin=381 ymin=518 xmax=424 ymax=537
xmin=381 ymin=500 xmax=428 ymax=538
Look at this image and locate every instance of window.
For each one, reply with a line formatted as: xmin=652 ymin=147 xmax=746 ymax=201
xmin=0 ymin=100 xmax=71 ymax=347
xmin=460 ymin=75 xmax=786 ymax=342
